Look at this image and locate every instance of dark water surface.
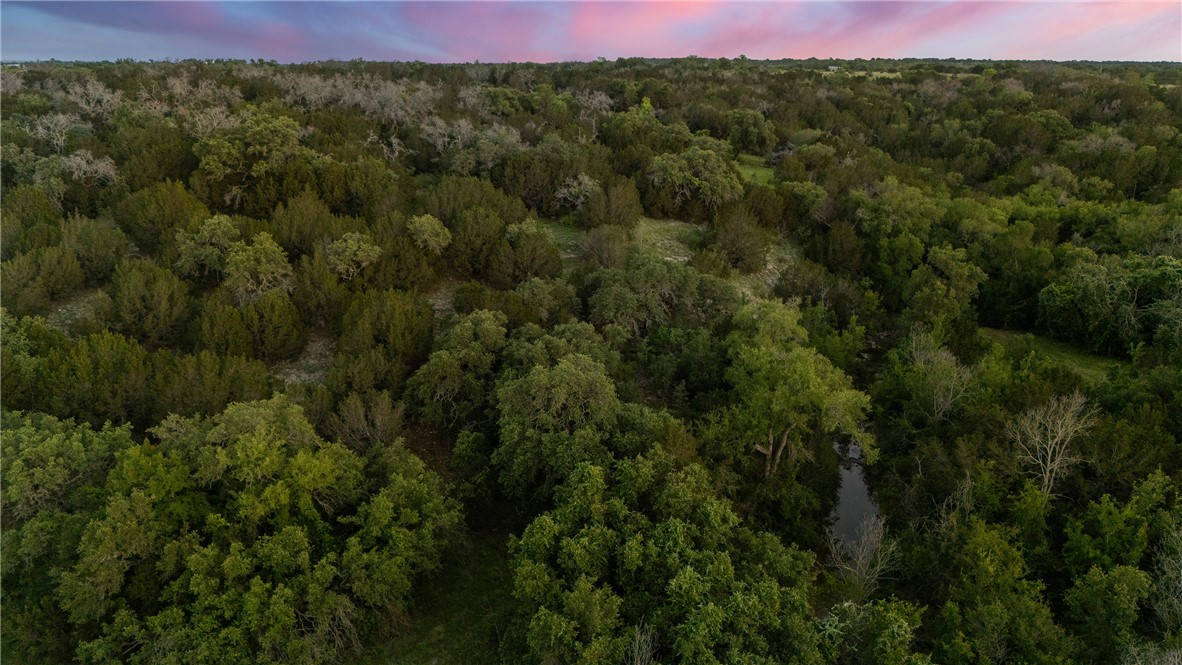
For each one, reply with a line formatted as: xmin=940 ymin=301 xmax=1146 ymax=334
xmin=832 ymin=443 xmax=877 ymax=542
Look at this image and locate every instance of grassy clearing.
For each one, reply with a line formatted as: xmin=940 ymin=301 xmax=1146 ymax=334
xmin=538 ymin=217 xmax=586 ymax=260
xmin=632 ymin=216 xmax=699 ymax=262
xmin=360 ymin=529 xmax=514 ymax=665
xmin=736 ymin=153 xmax=775 ymax=185
xmin=820 ymin=69 xmax=903 ymax=79
xmin=980 ymin=327 xmax=1129 ymax=384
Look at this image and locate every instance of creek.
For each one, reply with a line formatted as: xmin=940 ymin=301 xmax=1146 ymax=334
xmin=831 ymin=442 xmax=878 ymax=542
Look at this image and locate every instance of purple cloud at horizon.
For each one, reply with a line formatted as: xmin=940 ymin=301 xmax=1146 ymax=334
xmin=2 ymin=1 xmax=1179 ymax=63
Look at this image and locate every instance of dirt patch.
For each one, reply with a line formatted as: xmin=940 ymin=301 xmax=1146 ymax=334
xmin=732 ymin=241 xmax=799 ymax=300
xmin=427 ymin=278 xmax=459 ymax=317
xmin=272 ymin=331 xmax=335 ymax=385
xmin=403 ymin=422 xmax=455 ymax=478
xmin=45 ymin=288 xmax=105 ymax=332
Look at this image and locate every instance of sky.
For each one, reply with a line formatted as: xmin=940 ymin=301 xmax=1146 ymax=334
xmin=2 ymin=1 xmax=1179 ymax=63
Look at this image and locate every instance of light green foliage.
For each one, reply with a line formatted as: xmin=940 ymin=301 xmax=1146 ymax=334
xmin=1066 ymin=566 xmax=1151 ymax=662
xmin=902 ymin=245 xmax=987 ymax=342
xmin=934 ymin=519 xmax=1071 ymax=664
xmin=1 ymin=412 xmax=138 ymax=664
xmin=493 ymin=354 xmax=624 ymax=499
xmin=510 ymin=457 xmax=824 ymax=664
xmin=819 ymin=600 xmax=931 ymax=665
xmin=192 ymin=105 xmax=307 ymax=209
xmin=223 ymin=232 xmax=295 ymax=305
xmin=27 ymin=396 xmax=461 ymax=664
xmin=1063 ymin=471 xmax=1170 ymax=577
xmin=327 ymin=231 xmax=382 ymax=280
xmin=406 ymin=213 xmax=452 ymax=255
xmin=853 ymin=177 xmax=946 ymax=244
xmin=1 ymin=411 xmax=133 ymax=524
xmin=648 ymin=146 xmax=743 ymax=212
xmin=723 ymin=300 xmax=874 ymax=473
xmin=174 ymin=214 xmax=241 ymax=279
xmin=406 ymin=309 xmax=507 ymax=429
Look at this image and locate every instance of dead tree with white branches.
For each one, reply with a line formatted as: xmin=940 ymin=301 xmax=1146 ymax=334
xmin=1008 ymin=391 xmax=1096 ymax=495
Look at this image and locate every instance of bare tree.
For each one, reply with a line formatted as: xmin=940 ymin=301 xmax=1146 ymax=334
xmin=828 ymin=514 xmax=900 ymax=602
xmin=903 ymin=328 xmax=976 ymax=422
xmin=1009 ymin=391 xmax=1096 ymax=495
xmin=0 ymin=68 xmax=24 ymax=94
xmin=1150 ymin=517 xmax=1182 ymax=634
xmin=68 ymin=79 xmax=122 ymax=122
xmin=29 ymin=113 xmax=86 ymax=154
xmin=60 ymin=149 xmax=118 ymax=185
xmin=625 ymin=623 xmax=657 ymax=665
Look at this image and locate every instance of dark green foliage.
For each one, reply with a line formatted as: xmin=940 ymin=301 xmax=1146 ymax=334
xmin=578 ymin=177 xmax=643 ymax=229
xmin=329 ymin=290 xmax=434 ymax=397
xmin=5 ymin=58 xmax=1182 ymax=665
xmin=242 ymin=290 xmax=307 ymax=361
xmin=99 ymin=258 xmax=194 ymax=349
xmin=112 ymin=180 xmax=208 ymax=255
xmin=61 ymin=216 xmax=130 ymax=284
xmin=709 ymin=205 xmax=770 ymax=274
xmin=727 ymin=108 xmax=776 ymax=154
xmin=406 ymin=309 xmax=507 ymax=430
xmin=933 ymin=519 xmax=1073 ymax=664
xmin=1 ymin=184 xmax=63 ymax=259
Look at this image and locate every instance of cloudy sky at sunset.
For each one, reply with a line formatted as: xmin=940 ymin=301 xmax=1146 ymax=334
xmin=3 ymin=1 xmax=1179 ymax=63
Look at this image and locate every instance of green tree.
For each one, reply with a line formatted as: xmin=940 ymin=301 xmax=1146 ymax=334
xmin=721 ymin=300 xmax=873 ymax=479
xmin=326 ymin=232 xmax=382 ymax=281
xmin=647 ymin=147 xmax=743 ymax=217
xmin=406 ymin=309 xmax=507 ymax=430
xmin=100 ymin=258 xmax=194 ymax=349
xmin=32 ymin=397 xmax=461 ymax=665
xmin=493 ymin=354 xmax=624 ymax=499
xmin=112 ymin=180 xmax=208 ymax=255
xmin=406 ymin=213 xmax=452 ymax=256
xmin=173 ymin=214 xmax=241 ymax=280
xmin=934 ymin=519 xmax=1072 ymax=664
xmin=1063 ymin=471 xmax=1170 ymax=577
xmin=727 ymin=108 xmax=776 ymax=154
xmin=1 ymin=412 xmax=137 ymax=664
xmin=223 ymin=232 xmax=295 ymax=305
xmin=1066 ymin=566 xmax=1151 ymax=662
xmin=509 ymin=457 xmax=826 ymax=664
xmin=60 ymin=216 xmax=130 ymax=284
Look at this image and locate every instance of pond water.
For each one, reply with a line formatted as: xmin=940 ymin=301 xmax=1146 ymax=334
xmin=831 ymin=443 xmax=878 ymax=542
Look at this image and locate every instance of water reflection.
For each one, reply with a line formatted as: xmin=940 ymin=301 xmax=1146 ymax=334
xmin=831 ymin=441 xmax=877 ymax=542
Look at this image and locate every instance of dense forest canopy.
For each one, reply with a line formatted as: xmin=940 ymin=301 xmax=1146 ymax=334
xmin=1 ymin=57 xmax=1180 ymax=664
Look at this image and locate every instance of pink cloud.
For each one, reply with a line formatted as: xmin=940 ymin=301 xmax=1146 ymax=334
xmin=5 ymin=1 xmax=1179 ymax=63
xmin=1000 ymin=1 xmax=1182 ymax=60
xmin=568 ymin=2 xmax=729 ymax=58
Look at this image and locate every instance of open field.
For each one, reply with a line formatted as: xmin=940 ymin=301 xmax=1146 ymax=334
xmin=980 ymin=327 xmax=1129 ymax=384
xmin=736 ymin=153 xmax=776 ymax=184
